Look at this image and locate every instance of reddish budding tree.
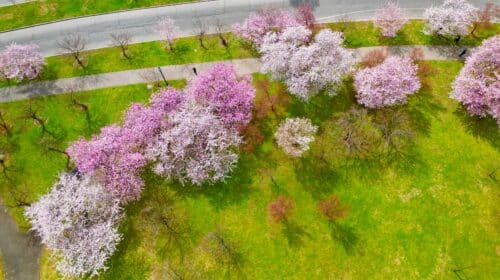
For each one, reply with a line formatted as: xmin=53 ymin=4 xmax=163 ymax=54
xmin=318 ymin=195 xmax=350 ymax=222
xmin=268 ymin=196 xmax=295 ymax=223
xmin=360 ymin=48 xmax=387 ymax=68
xmin=296 ymin=3 xmax=316 ymax=30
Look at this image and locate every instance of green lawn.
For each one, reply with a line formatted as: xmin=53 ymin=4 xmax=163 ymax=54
xmin=1 ymin=61 xmax=498 ymax=279
xmin=2 ymin=21 xmax=498 ymax=89
xmin=0 ymin=0 xmax=194 ymax=32
xmin=0 ymin=254 xmax=4 ymax=280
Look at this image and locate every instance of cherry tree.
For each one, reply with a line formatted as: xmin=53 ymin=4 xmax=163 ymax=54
xmin=260 ymin=25 xmax=311 ymax=80
xmin=187 ymin=63 xmax=256 ymax=129
xmin=232 ymin=7 xmax=301 ymax=46
xmin=374 ymin=2 xmax=408 ymax=37
xmin=25 ymin=172 xmax=122 ymax=277
xmin=0 ymin=43 xmax=45 ymax=81
xmin=154 ymin=16 xmax=180 ymax=51
xmin=286 ymin=29 xmax=356 ymax=100
xmin=451 ymin=35 xmax=499 ymax=124
xmin=354 ymin=56 xmax=421 ymax=108
xmin=67 ymin=125 xmax=148 ymax=202
xmin=423 ymin=0 xmax=478 ymax=38
xmin=146 ymin=101 xmax=241 ymax=186
xmin=275 ymin=117 xmax=318 ymax=157
xmin=296 ymin=2 xmax=316 ymax=30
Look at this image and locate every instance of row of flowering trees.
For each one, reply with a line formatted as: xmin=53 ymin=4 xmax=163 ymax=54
xmin=26 ymin=63 xmax=256 ymax=277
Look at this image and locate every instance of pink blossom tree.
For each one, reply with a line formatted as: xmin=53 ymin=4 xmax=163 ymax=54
xmin=187 ymin=63 xmax=256 ymax=129
xmin=260 ymin=26 xmax=311 ymax=80
xmin=451 ymin=35 xmax=499 ymax=123
xmin=374 ymin=2 xmax=408 ymax=37
xmin=423 ymin=0 xmax=478 ymax=38
xmin=296 ymin=3 xmax=316 ymax=30
xmin=25 ymin=172 xmax=122 ymax=277
xmin=154 ymin=16 xmax=180 ymax=51
xmin=146 ymin=101 xmax=241 ymax=186
xmin=0 ymin=43 xmax=45 ymax=81
xmin=232 ymin=7 xmax=301 ymax=46
xmin=275 ymin=117 xmax=318 ymax=157
xmin=354 ymin=56 xmax=421 ymax=108
xmin=286 ymin=29 xmax=356 ymax=100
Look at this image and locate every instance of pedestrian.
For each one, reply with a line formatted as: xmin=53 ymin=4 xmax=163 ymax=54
xmin=459 ymin=48 xmax=467 ymax=58
xmin=193 ymin=67 xmax=198 ymax=75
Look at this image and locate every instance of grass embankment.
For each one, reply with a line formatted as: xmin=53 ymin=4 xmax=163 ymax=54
xmin=0 ymin=21 xmax=498 ymax=89
xmin=1 ymin=61 xmax=498 ymax=279
xmin=0 ymin=0 xmax=194 ymax=32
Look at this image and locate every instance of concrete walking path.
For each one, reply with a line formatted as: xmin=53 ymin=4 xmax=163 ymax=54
xmin=0 ymin=45 xmax=467 ymax=103
xmin=0 ymin=200 xmax=42 ymax=280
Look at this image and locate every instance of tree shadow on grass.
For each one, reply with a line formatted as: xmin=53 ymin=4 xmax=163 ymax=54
xmin=295 ymin=155 xmax=340 ymax=200
xmin=454 ymin=107 xmax=499 ymax=152
xmin=283 ymin=221 xmax=312 ymax=248
xmin=406 ymin=87 xmax=445 ymax=137
xmin=165 ymin=154 xmax=256 ymax=211
xmin=328 ymin=222 xmax=359 ymax=255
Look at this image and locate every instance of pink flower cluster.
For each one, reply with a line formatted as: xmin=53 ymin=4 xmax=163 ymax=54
xmin=451 ymin=35 xmax=499 ymax=123
xmin=374 ymin=2 xmax=408 ymax=37
xmin=0 ymin=43 xmax=45 ymax=81
xmin=187 ymin=63 xmax=256 ymax=129
xmin=355 ymin=56 xmax=421 ymax=108
xmin=232 ymin=7 xmax=301 ymax=46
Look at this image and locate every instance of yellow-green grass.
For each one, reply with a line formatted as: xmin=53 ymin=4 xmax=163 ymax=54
xmin=1 ymin=21 xmax=498 ymax=88
xmin=0 ymin=0 xmax=194 ymax=32
xmin=0 ymin=254 xmax=4 ymax=280
xmin=1 ymin=61 xmax=498 ymax=279
xmin=327 ymin=20 xmax=500 ymax=47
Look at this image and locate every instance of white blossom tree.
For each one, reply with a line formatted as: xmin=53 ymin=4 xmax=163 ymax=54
xmin=374 ymin=2 xmax=408 ymax=37
xmin=25 ymin=172 xmax=123 ymax=277
xmin=275 ymin=117 xmax=318 ymax=157
xmin=146 ymin=102 xmax=241 ymax=185
xmin=423 ymin=0 xmax=478 ymax=38
xmin=154 ymin=16 xmax=180 ymax=51
xmin=286 ymin=29 xmax=356 ymax=100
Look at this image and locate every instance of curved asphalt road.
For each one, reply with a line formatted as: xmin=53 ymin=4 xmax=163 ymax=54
xmin=0 ymin=0 xmax=491 ymax=56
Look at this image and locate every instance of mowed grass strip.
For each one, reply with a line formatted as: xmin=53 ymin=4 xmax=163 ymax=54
xmin=0 ymin=0 xmax=194 ymax=32
xmin=0 ymin=61 xmax=498 ymax=279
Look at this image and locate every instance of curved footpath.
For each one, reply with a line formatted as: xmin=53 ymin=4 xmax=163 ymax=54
xmin=0 ymin=45 xmax=467 ymax=103
xmin=0 ymin=200 xmax=41 ymax=280
xmin=0 ymin=0 xmax=490 ymax=56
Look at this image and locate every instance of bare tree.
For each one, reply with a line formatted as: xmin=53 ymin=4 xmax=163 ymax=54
xmin=0 ymin=110 xmax=12 ymax=136
xmin=23 ymin=101 xmax=48 ymax=134
xmin=215 ymin=18 xmax=229 ymax=48
xmin=58 ymin=33 xmax=87 ymax=68
xmin=39 ymin=137 xmax=72 ymax=170
xmin=194 ymin=19 xmax=208 ymax=50
xmin=110 ymin=31 xmax=132 ymax=59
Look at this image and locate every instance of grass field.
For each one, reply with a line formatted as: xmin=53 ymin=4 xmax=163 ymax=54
xmin=1 ymin=61 xmax=498 ymax=279
xmin=1 ymin=21 xmax=498 ymax=88
xmin=0 ymin=254 xmax=4 ymax=280
xmin=0 ymin=0 xmax=194 ymax=32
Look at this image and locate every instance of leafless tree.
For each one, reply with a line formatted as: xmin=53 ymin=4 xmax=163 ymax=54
xmin=0 ymin=110 xmax=12 ymax=136
xmin=194 ymin=18 xmax=208 ymax=50
xmin=23 ymin=101 xmax=48 ymax=134
xmin=110 ymin=31 xmax=132 ymax=59
xmin=58 ymin=33 xmax=87 ymax=68
xmin=215 ymin=18 xmax=229 ymax=48
xmin=39 ymin=137 xmax=72 ymax=170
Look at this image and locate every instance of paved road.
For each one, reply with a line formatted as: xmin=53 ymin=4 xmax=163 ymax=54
xmin=0 ymin=0 xmax=34 ymax=7
xmin=0 ymin=45 xmax=467 ymax=103
xmin=0 ymin=200 xmax=41 ymax=280
xmin=0 ymin=0 xmax=491 ymax=56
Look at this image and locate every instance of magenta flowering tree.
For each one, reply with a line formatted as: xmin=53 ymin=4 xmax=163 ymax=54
xmin=296 ymin=3 xmax=316 ymax=30
xmin=0 ymin=43 xmax=45 ymax=81
xmin=451 ymin=35 xmax=499 ymax=123
xmin=260 ymin=26 xmax=311 ymax=80
xmin=286 ymin=29 xmax=356 ymax=100
xmin=150 ymin=86 xmax=186 ymax=113
xmin=354 ymin=56 xmax=421 ymax=108
xmin=25 ymin=172 xmax=122 ymax=277
xmin=154 ymin=16 xmax=180 ymax=51
xmin=232 ymin=7 xmax=301 ymax=46
xmin=67 ymin=125 xmax=148 ymax=202
xmin=423 ymin=0 xmax=478 ymax=38
xmin=374 ymin=2 xmax=408 ymax=37
xmin=146 ymin=101 xmax=241 ymax=186
xmin=187 ymin=63 xmax=256 ymax=129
